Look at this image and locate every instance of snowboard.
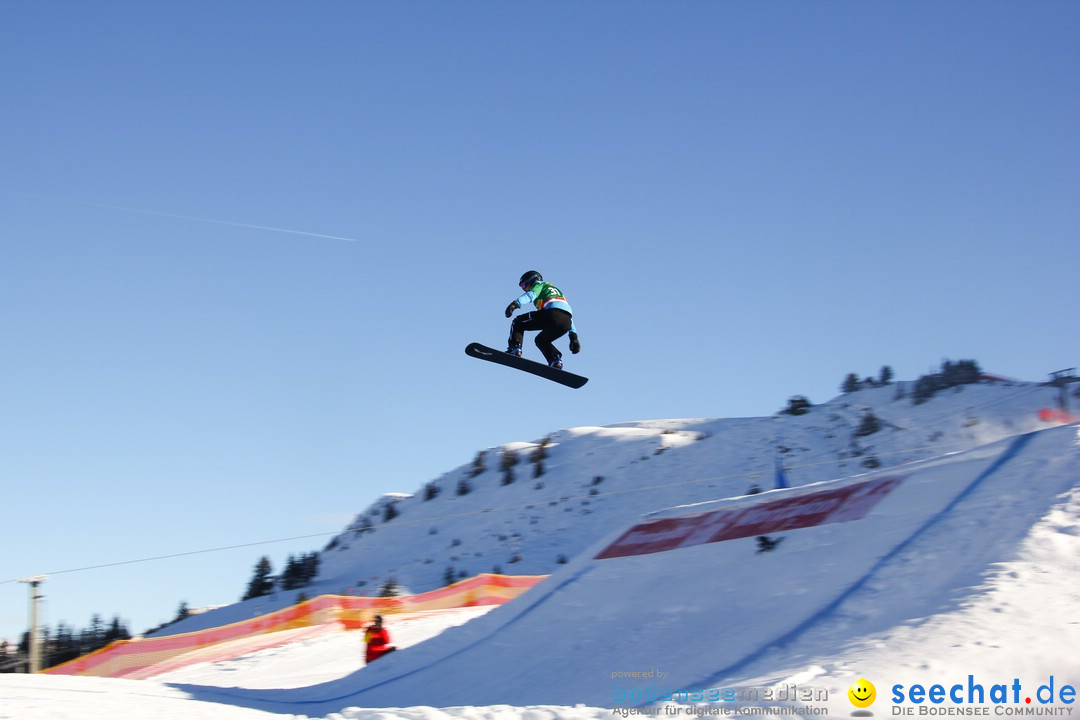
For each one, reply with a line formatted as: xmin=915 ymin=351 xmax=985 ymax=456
xmin=466 ymin=343 xmax=588 ymax=389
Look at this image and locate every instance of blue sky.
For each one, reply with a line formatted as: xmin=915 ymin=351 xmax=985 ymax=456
xmin=2 ymin=1 xmax=1077 ymax=642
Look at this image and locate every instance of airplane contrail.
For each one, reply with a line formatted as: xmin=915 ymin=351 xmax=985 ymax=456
xmin=1 ymin=190 xmax=362 ymax=243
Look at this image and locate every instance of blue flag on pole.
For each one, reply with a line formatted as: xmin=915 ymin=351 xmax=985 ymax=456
xmin=774 ymin=457 xmax=790 ymax=489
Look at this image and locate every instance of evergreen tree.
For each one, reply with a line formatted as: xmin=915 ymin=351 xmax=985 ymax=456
xmin=291 ymin=554 xmax=306 ymax=587
xmin=423 ymin=481 xmax=440 ymax=501
xmin=913 ymin=359 xmax=982 ymax=404
xmin=281 ymin=552 xmax=320 ymax=590
xmin=943 ymin=359 xmax=981 ymax=386
xmin=383 ymin=501 xmax=399 ymax=522
xmin=501 ymin=448 xmax=519 ymax=485
xmin=302 ymin=553 xmax=320 ymax=584
xmin=0 ymin=640 xmax=15 ymax=673
xmin=51 ymin=623 xmax=78 ymax=666
xmin=781 ymin=396 xmax=813 ymax=416
xmin=842 ymin=373 xmax=860 ymax=394
xmin=281 ymin=555 xmax=300 ymax=590
xmin=242 ymin=556 xmax=275 ymax=601
xmin=378 ymin=578 xmax=400 ymax=597
xmin=470 ymin=450 xmax=487 ymax=477
xmin=531 ymin=436 xmax=551 ymax=478
xmin=104 ymin=616 xmax=130 ymax=644
xmin=855 ymin=411 xmax=882 ymax=437
xmin=86 ymin=614 xmax=105 ymax=649
xmin=913 ymin=373 xmax=944 ymax=404
xmin=879 ymin=365 xmax=894 ymax=385
xmin=456 ymin=478 xmax=472 ymax=496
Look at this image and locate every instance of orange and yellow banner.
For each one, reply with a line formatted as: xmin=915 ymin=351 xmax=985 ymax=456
xmin=45 ymin=573 xmax=547 ymax=678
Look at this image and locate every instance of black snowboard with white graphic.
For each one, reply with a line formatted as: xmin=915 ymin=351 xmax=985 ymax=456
xmin=466 ymin=343 xmax=588 ymax=389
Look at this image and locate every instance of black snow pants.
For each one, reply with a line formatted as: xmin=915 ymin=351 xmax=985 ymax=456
xmin=509 ymin=309 xmax=573 ymax=365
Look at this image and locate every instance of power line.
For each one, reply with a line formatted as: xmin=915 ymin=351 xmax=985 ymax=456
xmin=1 ymin=532 xmax=336 ymax=586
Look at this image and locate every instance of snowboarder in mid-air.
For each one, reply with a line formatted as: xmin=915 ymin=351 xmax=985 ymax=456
xmin=464 ymin=270 xmax=587 ymax=388
xmin=504 ymin=270 xmax=581 ymax=370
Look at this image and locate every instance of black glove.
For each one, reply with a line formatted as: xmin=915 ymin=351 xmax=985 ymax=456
xmin=504 ymin=300 xmax=520 ymax=318
xmin=569 ymin=332 xmax=581 ymax=354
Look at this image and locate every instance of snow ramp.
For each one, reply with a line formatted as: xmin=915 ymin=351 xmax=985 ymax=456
xmin=173 ymin=425 xmax=1080 ymax=713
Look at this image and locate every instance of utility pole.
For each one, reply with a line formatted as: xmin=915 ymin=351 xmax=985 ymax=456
xmin=17 ymin=576 xmax=46 ymax=673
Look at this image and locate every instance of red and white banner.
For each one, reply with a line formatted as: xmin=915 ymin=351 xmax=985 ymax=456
xmin=595 ymin=475 xmax=904 ymax=560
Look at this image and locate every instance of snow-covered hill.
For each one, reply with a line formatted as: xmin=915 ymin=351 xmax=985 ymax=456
xmin=160 ymin=378 xmax=1068 ymax=636
xmin=161 ymin=421 xmax=1079 ymax=714
xmin=4 ymin=376 xmax=1079 ymax=720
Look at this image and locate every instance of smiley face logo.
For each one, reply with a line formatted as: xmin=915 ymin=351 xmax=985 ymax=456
xmin=848 ymin=678 xmax=876 ymax=708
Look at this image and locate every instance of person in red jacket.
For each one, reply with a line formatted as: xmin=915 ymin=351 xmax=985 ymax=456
xmin=364 ymin=614 xmax=396 ymax=664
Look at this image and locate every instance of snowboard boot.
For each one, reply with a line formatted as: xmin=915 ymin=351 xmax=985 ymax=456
xmin=506 ymin=344 xmax=522 ymax=357
xmin=548 ymin=354 xmax=563 ymax=370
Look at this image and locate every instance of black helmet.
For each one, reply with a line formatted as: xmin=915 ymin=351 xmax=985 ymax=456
xmin=519 ymin=270 xmax=542 ymax=291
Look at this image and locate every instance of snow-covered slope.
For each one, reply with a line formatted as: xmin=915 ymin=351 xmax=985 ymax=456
xmin=4 ymin=379 xmax=1077 ymax=720
xmin=162 ymin=422 xmax=1080 ymax=714
xmin=160 ymin=379 xmax=1066 ymax=636
xmin=152 ymin=607 xmax=498 ymax=689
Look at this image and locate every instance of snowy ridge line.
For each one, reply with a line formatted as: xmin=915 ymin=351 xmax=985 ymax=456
xmin=3 ymin=387 xmax=1057 ymax=589
xmin=322 ymin=432 xmax=1030 ymax=541
xmin=0 ymin=439 xmax=989 ymax=588
xmin=768 ymin=385 xmax=1046 ymax=474
xmin=640 ymin=436 xmax=1008 ymax=524
xmin=323 ymin=383 xmax=1061 ymax=552
xmin=451 ymin=390 xmax=1066 ymax=523
xmin=595 ymin=385 xmax=1062 ymax=501
xmin=765 ymin=381 xmax=1059 ymax=482
xmin=678 ymin=430 xmax=1040 ymax=699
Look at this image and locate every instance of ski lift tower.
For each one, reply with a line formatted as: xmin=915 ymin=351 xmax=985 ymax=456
xmin=1048 ymin=369 xmax=1079 ymax=412
xmin=17 ymin=575 xmax=46 ymax=673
